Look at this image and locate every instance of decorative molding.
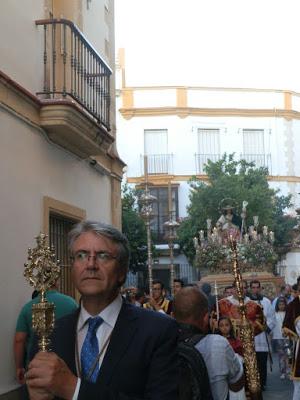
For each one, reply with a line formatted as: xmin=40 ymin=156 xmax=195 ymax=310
xmin=43 ymin=196 xmax=86 ymax=235
xmin=127 ymin=174 xmax=300 ymax=184
xmin=39 ymin=101 xmax=114 ymax=159
xmin=176 ymin=88 xmax=187 ymax=108
xmin=119 ymin=106 xmax=300 ymax=120
xmin=0 ymin=70 xmax=40 ymax=126
xmin=132 ymin=174 xmax=180 ymax=187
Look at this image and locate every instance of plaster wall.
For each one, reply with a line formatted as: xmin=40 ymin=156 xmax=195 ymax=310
xmin=187 ymin=89 xmax=284 ymax=109
xmin=0 ymin=0 xmax=44 ymax=94
xmin=284 ymin=251 xmax=300 ymax=284
xmin=0 ymin=107 xmax=111 ymax=394
xmin=134 ymin=89 xmax=177 ymax=108
xmin=82 ymin=0 xmax=110 ymax=65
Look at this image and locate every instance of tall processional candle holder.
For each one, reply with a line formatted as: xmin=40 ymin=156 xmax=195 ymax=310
xmin=24 ymin=233 xmax=60 ymax=352
xmin=164 ymin=218 xmax=180 ymax=297
xmin=230 ymin=237 xmax=262 ymax=400
xmin=139 ymin=156 xmax=157 ymax=297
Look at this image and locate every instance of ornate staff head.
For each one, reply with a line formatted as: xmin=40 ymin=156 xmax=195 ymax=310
xmin=24 ymin=233 xmax=60 ymax=352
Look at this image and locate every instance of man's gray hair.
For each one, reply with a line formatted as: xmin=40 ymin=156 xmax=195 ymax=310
xmin=68 ymin=220 xmax=130 ymax=271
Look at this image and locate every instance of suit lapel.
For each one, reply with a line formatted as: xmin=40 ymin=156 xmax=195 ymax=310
xmin=98 ymin=302 xmax=138 ymax=384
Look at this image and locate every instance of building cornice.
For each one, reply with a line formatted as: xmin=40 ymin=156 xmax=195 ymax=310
xmin=119 ymin=107 xmax=300 ymax=120
xmin=127 ymin=174 xmax=300 ymax=185
xmin=121 ymin=84 xmax=300 ymax=95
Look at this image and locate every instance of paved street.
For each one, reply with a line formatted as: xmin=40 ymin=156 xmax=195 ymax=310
xmin=263 ymin=353 xmax=293 ymax=400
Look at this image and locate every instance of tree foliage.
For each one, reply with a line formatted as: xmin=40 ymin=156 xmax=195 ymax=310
xmin=178 ymin=154 xmax=296 ymax=264
xmin=121 ymin=184 xmax=147 ymax=272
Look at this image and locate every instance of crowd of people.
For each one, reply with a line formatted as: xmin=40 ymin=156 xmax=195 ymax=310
xmin=14 ymin=219 xmax=300 ymax=400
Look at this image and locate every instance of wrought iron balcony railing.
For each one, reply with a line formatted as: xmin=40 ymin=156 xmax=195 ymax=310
xmin=35 ymin=19 xmax=112 ymax=130
xmin=195 ymin=153 xmax=221 ymax=174
xmin=240 ymin=153 xmax=272 ymax=172
xmin=141 ymin=154 xmax=173 ymax=175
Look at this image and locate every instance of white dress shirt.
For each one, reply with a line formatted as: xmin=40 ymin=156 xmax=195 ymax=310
xmin=72 ymin=294 xmax=123 ymax=400
xmin=253 ymin=296 xmax=276 ymax=352
xmin=272 ymin=311 xmax=286 ymax=340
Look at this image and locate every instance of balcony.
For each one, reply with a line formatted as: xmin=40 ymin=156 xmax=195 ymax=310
xmin=35 ymin=19 xmax=114 ymax=158
xmin=141 ymin=154 xmax=173 ymax=175
xmin=240 ymin=153 xmax=272 ymax=172
xmin=195 ymin=153 xmax=221 ymax=174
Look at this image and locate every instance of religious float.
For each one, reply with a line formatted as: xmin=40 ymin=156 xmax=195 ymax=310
xmin=194 ymin=198 xmax=284 ymax=298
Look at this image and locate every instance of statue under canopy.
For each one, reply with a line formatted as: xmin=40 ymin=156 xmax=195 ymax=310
xmin=216 ymin=198 xmax=241 ymax=243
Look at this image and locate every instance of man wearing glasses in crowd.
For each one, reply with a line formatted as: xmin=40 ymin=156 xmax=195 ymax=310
xmin=26 ymin=221 xmax=178 ymax=399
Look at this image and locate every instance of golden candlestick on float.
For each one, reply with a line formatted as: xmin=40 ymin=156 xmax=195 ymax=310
xmin=230 ymin=237 xmax=262 ymax=400
xmin=24 ymin=233 xmax=60 ymax=352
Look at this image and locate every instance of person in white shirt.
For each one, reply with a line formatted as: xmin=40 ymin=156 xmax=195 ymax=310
xmin=272 ymin=296 xmax=291 ymax=379
xmin=249 ymin=280 xmax=276 ymax=391
xmin=174 ymin=286 xmax=245 ymax=400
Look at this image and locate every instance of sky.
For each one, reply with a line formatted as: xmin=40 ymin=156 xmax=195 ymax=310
xmin=115 ymin=0 xmax=300 ymax=91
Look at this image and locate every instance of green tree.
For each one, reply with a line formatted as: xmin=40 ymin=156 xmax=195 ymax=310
xmin=178 ymin=154 xmax=296 ymax=264
xmin=121 ymin=184 xmax=148 ymax=272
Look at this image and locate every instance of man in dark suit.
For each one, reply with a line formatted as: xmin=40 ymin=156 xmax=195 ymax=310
xmin=26 ymin=221 xmax=178 ymax=399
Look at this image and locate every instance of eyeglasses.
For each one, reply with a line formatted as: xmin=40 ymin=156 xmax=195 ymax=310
xmin=72 ymin=250 xmax=118 ymax=265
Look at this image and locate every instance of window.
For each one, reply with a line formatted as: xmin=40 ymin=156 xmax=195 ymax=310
xmin=43 ymin=196 xmax=86 ymax=300
xmin=149 ymin=186 xmax=178 ymax=243
xmin=243 ymin=129 xmax=264 ymax=155
xmin=144 ymin=129 xmax=171 ymax=174
xmin=196 ymin=128 xmax=220 ymax=173
xmin=242 ymin=129 xmax=270 ymax=169
xmin=49 ymin=213 xmax=77 ymax=298
xmin=144 ymin=129 xmax=168 ymax=155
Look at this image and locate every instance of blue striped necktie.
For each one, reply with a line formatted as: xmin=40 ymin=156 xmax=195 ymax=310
xmin=81 ymin=316 xmax=103 ymax=382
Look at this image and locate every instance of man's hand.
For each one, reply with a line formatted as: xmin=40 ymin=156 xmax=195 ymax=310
xmin=229 ymin=373 xmax=245 ymax=392
xmin=26 ymin=352 xmax=77 ymax=400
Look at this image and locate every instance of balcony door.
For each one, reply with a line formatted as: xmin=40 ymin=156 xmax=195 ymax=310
xmin=242 ymin=129 xmax=267 ymax=168
xmin=144 ymin=129 xmax=169 ymax=174
xmin=196 ymin=128 xmax=220 ymax=173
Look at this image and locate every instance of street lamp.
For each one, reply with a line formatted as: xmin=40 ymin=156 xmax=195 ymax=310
xmin=164 ymin=218 xmax=180 ymax=297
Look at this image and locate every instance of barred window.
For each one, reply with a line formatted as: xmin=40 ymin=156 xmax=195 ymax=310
xmin=196 ymin=128 xmax=220 ymax=174
xmin=49 ymin=213 xmax=77 ymax=298
xmin=149 ymin=186 xmax=178 ymax=243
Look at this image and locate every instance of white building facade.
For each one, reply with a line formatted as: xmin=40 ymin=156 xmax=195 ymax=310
xmin=116 ymin=50 xmax=300 ymax=288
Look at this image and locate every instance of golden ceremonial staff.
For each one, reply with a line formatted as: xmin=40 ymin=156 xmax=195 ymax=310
xmin=24 ymin=233 xmax=60 ymax=352
xmin=230 ymin=237 xmax=262 ymax=400
xmin=214 ymin=280 xmax=219 ymax=321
